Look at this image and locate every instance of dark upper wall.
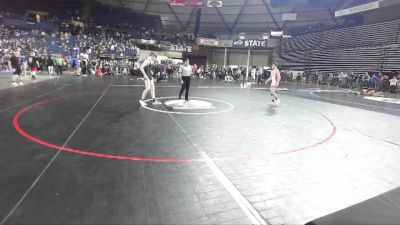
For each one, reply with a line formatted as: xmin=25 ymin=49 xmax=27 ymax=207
xmin=93 ymin=4 xmax=162 ymax=31
xmin=362 ymin=4 xmax=400 ymax=25
xmin=0 ymin=0 xmax=162 ymax=31
xmin=0 ymin=0 xmax=84 ymax=19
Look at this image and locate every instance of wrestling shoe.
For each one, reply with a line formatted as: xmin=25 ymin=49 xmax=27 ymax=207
xmin=153 ymin=100 xmax=162 ymax=105
xmin=139 ymin=99 xmax=146 ymax=107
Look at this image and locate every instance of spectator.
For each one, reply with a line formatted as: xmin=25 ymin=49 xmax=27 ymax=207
xmin=54 ymin=55 xmax=64 ymax=75
xmin=383 ymin=74 xmax=390 ymax=91
xmin=389 ymin=76 xmax=398 ymax=93
xmin=81 ymin=59 xmax=87 ymax=76
xmin=363 ymin=73 xmax=370 ymax=88
xmin=10 ymin=50 xmax=23 ymax=86
xmin=251 ymin=67 xmax=256 ymax=81
xmin=28 ymin=53 xmax=39 ymax=80
xmin=47 ymin=56 xmax=54 ymax=75
xmin=257 ymin=67 xmax=263 ymax=84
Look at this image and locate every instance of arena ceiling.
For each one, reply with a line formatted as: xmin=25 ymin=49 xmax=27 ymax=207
xmin=96 ymin=0 xmax=354 ymax=35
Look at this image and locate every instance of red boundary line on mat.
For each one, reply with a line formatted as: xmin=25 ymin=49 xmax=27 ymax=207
xmin=12 ymin=92 xmax=336 ymax=163
xmin=273 ymin=112 xmax=336 ymax=155
xmin=12 ymin=92 xmax=198 ymax=163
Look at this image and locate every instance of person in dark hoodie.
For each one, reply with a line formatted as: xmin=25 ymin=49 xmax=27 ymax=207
xmin=10 ymin=49 xmax=23 ymax=86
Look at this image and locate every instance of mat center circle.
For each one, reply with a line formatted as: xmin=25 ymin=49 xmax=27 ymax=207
xmin=164 ymin=99 xmax=215 ymax=110
xmin=142 ymin=96 xmax=234 ymax=115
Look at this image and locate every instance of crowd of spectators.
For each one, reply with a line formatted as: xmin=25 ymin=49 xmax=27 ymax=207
xmin=0 ymin=8 xmax=196 ymax=66
xmin=186 ymin=65 xmax=269 ymax=85
xmin=187 ymin=66 xmax=400 ymax=95
xmin=0 ymin=9 xmax=197 ymax=83
xmin=281 ymin=70 xmax=400 ymax=94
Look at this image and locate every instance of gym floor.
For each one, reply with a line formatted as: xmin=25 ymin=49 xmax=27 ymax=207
xmin=1 ymin=75 xmax=399 ymax=225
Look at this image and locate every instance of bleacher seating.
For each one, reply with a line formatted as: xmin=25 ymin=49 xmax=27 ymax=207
xmin=275 ymin=19 xmax=400 ymax=73
xmin=320 ymin=20 xmax=399 ymax=49
xmin=384 ymin=44 xmax=400 ymax=71
xmin=278 ymin=33 xmax=321 ymax=52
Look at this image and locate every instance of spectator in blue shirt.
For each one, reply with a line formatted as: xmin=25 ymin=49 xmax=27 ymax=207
xmin=371 ymin=74 xmax=379 ymax=90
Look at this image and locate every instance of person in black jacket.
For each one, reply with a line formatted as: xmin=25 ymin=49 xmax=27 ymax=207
xmin=81 ymin=60 xmax=87 ymax=76
xmin=10 ymin=50 xmax=23 ymax=86
xmin=47 ymin=56 xmax=54 ymax=75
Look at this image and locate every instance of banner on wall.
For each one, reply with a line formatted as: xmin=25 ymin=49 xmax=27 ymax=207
xmin=169 ymin=44 xmax=193 ymax=53
xmin=207 ymin=0 xmax=222 ymax=7
xmin=164 ymin=51 xmax=183 ymax=59
xmin=270 ymin=31 xmax=283 ymax=37
xmin=335 ymin=1 xmax=379 ymax=17
xmin=197 ymin=37 xmax=219 ymax=46
xmin=190 ymin=0 xmax=205 ymax=6
xmin=171 ymin=0 xmax=185 ymax=6
xmin=140 ymin=39 xmax=157 ymax=45
xmin=158 ymin=43 xmax=193 ymax=53
xmin=233 ymin=39 xmax=267 ymax=48
xmin=217 ymin=39 xmax=233 ymax=48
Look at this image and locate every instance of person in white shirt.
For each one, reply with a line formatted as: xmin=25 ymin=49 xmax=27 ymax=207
xmin=265 ymin=62 xmax=281 ymax=105
xmin=139 ymin=52 xmax=161 ymax=106
xmin=389 ymin=76 xmax=398 ymax=93
xmin=197 ymin=67 xmax=202 ymax=78
xmin=256 ymin=67 xmax=263 ymax=84
xmin=397 ymin=78 xmax=400 ymax=93
xmin=178 ymin=58 xmax=192 ymax=101
xmin=251 ymin=67 xmax=256 ymax=80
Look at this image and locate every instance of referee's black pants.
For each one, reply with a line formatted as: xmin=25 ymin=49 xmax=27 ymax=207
xmin=179 ymin=76 xmax=190 ymax=101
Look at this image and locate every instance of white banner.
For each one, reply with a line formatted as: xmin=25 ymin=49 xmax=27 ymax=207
xmin=233 ymin=39 xmax=267 ymax=48
xmin=335 ymin=1 xmax=380 ymax=17
xmin=197 ymin=37 xmax=219 ymax=46
xmin=140 ymin=39 xmax=157 ymax=45
xmin=217 ymin=39 xmax=233 ymax=48
xmin=270 ymin=31 xmax=283 ymax=37
xmin=169 ymin=44 xmax=192 ymax=53
xmin=207 ymin=0 xmax=222 ymax=7
xmin=164 ymin=51 xmax=183 ymax=59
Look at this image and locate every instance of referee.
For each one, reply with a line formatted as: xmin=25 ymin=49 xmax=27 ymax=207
xmin=178 ymin=58 xmax=192 ymax=101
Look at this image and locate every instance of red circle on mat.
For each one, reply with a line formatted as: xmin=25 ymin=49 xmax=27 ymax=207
xmin=13 ymin=92 xmax=336 ymax=163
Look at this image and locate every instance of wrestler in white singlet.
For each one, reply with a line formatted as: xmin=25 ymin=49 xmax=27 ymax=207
xmin=266 ymin=62 xmax=281 ymax=105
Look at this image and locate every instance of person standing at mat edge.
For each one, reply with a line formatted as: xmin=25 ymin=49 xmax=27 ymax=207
xmin=10 ymin=49 xmax=23 ymax=86
xmin=178 ymin=58 xmax=192 ymax=101
xmin=139 ymin=52 xmax=162 ymax=106
xmin=266 ymin=62 xmax=281 ymax=105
